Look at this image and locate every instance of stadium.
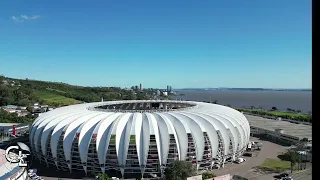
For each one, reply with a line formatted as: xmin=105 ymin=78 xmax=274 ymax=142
xmin=29 ymin=100 xmax=250 ymax=178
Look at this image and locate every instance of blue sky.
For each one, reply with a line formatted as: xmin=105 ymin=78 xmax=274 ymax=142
xmin=0 ymin=0 xmax=311 ymax=89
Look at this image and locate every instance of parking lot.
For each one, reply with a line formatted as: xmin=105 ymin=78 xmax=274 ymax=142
xmin=211 ymin=137 xmax=312 ymax=180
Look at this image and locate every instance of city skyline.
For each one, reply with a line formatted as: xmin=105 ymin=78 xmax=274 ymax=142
xmin=0 ymin=0 xmax=311 ymax=89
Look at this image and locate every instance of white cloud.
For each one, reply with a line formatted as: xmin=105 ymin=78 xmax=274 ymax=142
xmin=11 ymin=15 xmax=41 ymax=22
xmin=11 ymin=16 xmax=23 ymax=22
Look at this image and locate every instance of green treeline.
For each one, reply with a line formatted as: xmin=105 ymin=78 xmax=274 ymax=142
xmin=236 ymin=108 xmax=312 ymax=123
xmin=0 ymin=109 xmax=34 ymax=123
xmin=0 ymin=75 xmax=149 ymax=107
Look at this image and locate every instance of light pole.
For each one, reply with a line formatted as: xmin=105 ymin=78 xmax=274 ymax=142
xmin=0 ymin=128 xmax=3 ymax=141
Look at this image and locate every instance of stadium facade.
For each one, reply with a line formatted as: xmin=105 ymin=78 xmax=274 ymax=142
xmin=29 ymin=100 xmax=250 ymax=177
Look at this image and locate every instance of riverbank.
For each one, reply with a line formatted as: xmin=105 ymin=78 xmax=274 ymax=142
xmin=235 ymin=108 xmax=312 ymax=123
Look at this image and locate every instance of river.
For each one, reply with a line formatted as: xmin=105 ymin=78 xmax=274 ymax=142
xmin=174 ymin=90 xmax=312 ymax=113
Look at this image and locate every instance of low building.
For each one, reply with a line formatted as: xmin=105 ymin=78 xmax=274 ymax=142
xmin=4 ymin=105 xmax=19 ymax=109
xmin=3 ymin=108 xmax=16 ymax=113
xmin=17 ymin=111 xmax=29 ymax=117
xmin=19 ymin=106 xmax=27 ymax=110
xmin=246 ymin=114 xmax=312 ymax=145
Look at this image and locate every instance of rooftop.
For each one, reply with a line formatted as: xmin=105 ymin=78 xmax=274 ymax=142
xmin=245 ymin=114 xmax=312 ymax=140
xmin=3 ymin=105 xmax=18 ymax=109
xmin=0 ymin=123 xmax=20 ymax=127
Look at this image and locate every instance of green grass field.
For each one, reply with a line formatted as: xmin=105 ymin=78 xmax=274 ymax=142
xmin=236 ymin=108 xmax=310 ymax=119
xmin=46 ymin=88 xmax=67 ymax=94
xmin=35 ymin=90 xmax=82 ymax=105
xmin=258 ymin=158 xmax=291 ymax=171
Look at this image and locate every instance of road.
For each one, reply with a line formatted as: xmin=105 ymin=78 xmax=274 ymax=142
xmin=291 ymin=167 xmax=312 ymax=180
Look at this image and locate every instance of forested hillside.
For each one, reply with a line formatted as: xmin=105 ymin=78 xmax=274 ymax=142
xmin=0 ymin=75 xmax=149 ymax=107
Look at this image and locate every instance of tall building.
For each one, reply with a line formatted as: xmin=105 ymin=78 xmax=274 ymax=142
xmin=167 ymin=85 xmax=172 ymax=93
xmin=139 ymin=83 xmax=142 ymax=90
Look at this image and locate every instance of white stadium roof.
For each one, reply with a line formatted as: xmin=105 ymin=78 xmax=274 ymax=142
xmin=29 ymin=100 xmax=250 ymax=174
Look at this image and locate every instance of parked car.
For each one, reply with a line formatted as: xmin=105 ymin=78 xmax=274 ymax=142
xmin=235 ymin=158 xmax=246 ymax=164
xmin=274 ymin=173 xmax=290 ymax=179
xmin=243 ymin=153 xmax=252 ymax=157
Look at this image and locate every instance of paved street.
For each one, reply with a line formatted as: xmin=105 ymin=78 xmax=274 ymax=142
xmin=292 ymin=167 xmax=312 ymax=180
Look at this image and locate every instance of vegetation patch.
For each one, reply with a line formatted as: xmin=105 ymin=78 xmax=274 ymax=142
xmin=0 ymin=109 xmax=34 ymax=123
xmin=109 ymin=135 xmax=116 ymax=143
xmin=202 ymin=171 xmax=215 ymax=180
xmin=258 ymin=158 xmax=291 ymax=172
xmin=164 ymin=160 xmax=196 ymax=180
xmin=130 ymin=135 xmax=135 ymax=142
xmin=236 ymin=107 xmax=312 ymax=123
xmin=35 ymin=90 xmax=81 ymax=105
xmin=46 ymin=88 xmax=67 ymax=94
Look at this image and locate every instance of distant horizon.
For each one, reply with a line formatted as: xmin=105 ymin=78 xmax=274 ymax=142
xmin=2 ymin=74 xmax=311 ymax=90
xmin=175 ymin=87 xmax=312 ymax=90
xmin=0 ymin=0 xmax=311 ymax=89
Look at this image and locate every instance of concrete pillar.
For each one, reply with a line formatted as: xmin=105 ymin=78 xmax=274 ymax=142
xmin=120 ymin=168 xmax=124 ymax=179
xmin=210 ymin=161 xmax=214 ymax=170
xmin=222 ymin=158 xmax=226 ymax=168
xmin=44 ymin=158 xmax=49 ymax=167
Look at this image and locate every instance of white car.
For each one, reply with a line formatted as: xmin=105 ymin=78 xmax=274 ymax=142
xmin=282 ymin=177 xmax=293 ymax=180
xmin=235 ymin=158 xmax=246 ymax=164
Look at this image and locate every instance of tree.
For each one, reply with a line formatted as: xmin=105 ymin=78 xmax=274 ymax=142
xmin=202 ymin=172 xmax=215 ymax=180
xmin=271 ymin=106 xmax=278 ymax=111
xmin=164 ymin=160 xmax=196 ymax=180
xmin=18 ymin=98 xmax=30 ymax=106
xmin=281 ymin=149 xmax=301 ymax=173
xmin=96 ymin=173 xmax=113 ymax=180
xmin=0 ymin=96 xmax=14 ymax=106
xmin=0 ymin=84 xmax=12 ymax=106
xmin=0 ymin=109 xmax=33 ymax=123
xmin=26 ymin=106 xmax=33 ymax=112
xmin=212 ymin=100 xmax=218 ymax=104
